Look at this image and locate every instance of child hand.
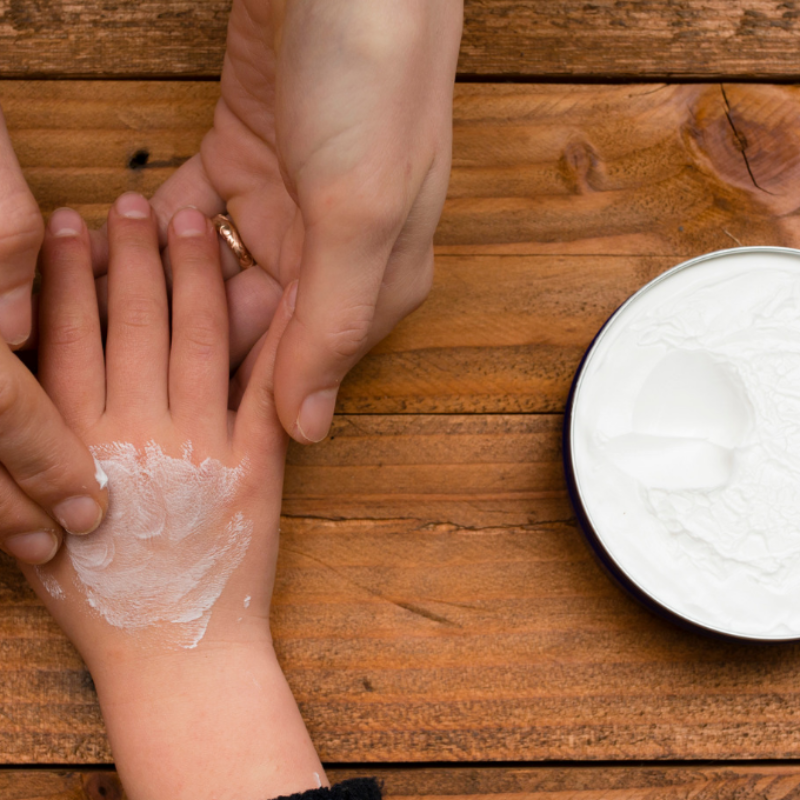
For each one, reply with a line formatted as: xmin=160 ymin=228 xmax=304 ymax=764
xmin=29 ymin=191 xmax=287 ymax=657
xmin=23 ymin=192 xmax=324 ymax=800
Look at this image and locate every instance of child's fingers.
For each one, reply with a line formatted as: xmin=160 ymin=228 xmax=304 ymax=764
xmin=232 ymin=281 xmax=297 ymax=464
xmin=38 ymin=208 xmax=105 ymax=428
xmin=229 ymin=330 xmax=268 ymax=412
xmin=167 ymin=208 xmax=229 ymax=442
xmin=105 ymin=193 xmax=170 ymax=420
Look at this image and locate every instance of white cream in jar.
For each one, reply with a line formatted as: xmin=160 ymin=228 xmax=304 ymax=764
xmin=567 ymin=247 xmax=800 ymax=640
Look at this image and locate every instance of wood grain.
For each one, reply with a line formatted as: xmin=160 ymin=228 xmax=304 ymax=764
xmin=5 ymin=765 xmax=800 ymax=800
xmin=4 ymin=415 xmax=800 ymax=763
xmin=8 ymin=81 xmax=800 ymax=253
xmin=5 ymin=0 xmax=800 ymax=788
xmin=282 ymin=414 xmax=567 ymax=527
xmin=459 ymin=0 xmax=800 ymax=79
xmin=5 ymin=81 xmax=800 ymax=414
xmin=3 ymin=77 xmax=800 ymax=768
xmin=3 ymin=1 xmax=800 ymax=79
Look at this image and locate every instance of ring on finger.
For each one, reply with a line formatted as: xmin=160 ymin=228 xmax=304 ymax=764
xmin=212 ymin=213 xmax=255 ymax=269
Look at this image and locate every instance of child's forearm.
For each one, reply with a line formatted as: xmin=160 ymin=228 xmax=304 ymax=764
xmin=92 ymin=638 xmax=326 ymax=800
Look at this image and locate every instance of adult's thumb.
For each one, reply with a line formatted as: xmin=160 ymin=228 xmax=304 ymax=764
xmin=0 ymin=107 xmax=43 ymax=347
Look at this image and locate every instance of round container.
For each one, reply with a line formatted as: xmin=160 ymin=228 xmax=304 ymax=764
xmin=564 ymin=246 xmax=800 ymax=642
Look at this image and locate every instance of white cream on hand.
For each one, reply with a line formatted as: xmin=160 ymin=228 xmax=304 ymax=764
xmin=43 ymin=441 xmax=252 ymax=648
xmin=569 ymin=248 xmax=800 ymax=639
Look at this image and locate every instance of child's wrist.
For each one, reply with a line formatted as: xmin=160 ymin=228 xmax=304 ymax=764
xmin=93 ymin=638 xmax=326 ymax=800
xmin=89 ymin=628 xmax=277 ymax=699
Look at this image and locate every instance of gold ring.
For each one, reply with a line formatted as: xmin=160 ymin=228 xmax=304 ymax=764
xmin=212 ymin=213 xmax=255 ymax=269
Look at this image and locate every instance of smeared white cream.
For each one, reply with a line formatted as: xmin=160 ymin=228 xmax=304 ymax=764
xmin=38 ymin=570 xmax=65 ymax=600
xmin=93 ymin=457 xmax=109 ymax=490
xmin=45 ymin=441 xmax=252 ymax=648
xmin=571 ymin=249 xmax=800 ymax=639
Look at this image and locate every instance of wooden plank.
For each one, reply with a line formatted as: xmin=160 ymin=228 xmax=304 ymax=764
xmin=5 ymin=765 xmax=800 ymax=800
xmin=333 ymin=766 xmax=800 ymax=799
xmin=283 ymin=414 xmax=567 ymax=526
xmin=5 ymin=81 xmax=800 ymax=414
xmin=3 ymin=1 xmax=800 ymax=79
xmin=443 ymin=83 xmax=800 ymax=255
xmin=459 ymin=0 xmax=800 ymax=79
xmin=4 ymin=415 xmax=800 ymax=763
xmin=340 ymin=253 xmax=671 ymax=415
xmin=6 ymin=81 xmax=800 ymax=254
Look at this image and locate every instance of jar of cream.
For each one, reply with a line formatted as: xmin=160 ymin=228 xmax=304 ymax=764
xmin=565 ymin=246 xmax=800 ymax=641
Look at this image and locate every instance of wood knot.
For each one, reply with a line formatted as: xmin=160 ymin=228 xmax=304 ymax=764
xmin=685 ymin=85 xmax=800 ymax=214
xmin=83 ymin=773 xmax=125 ymax=800
xmin=558 ymin=139 xmax=604 ymax=194
xmin=128 ymin=149 xmax=150 ymax=170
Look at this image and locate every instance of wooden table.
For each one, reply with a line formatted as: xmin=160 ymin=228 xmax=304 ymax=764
xmin=4 ymin=2 xmax=800 ymax=798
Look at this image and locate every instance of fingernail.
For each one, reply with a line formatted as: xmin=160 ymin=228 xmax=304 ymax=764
xmin=286 ymin=280 xmax=299 ymax=313
xmin=49 ymin=207 xmax=83 ymax=238
xmin=5 ymin=530 xmax=59 ymax=564
xmin=53 ymin=496 xmax=103 ymax=535
xmin=295 ymin=387 xmax=338 ymax=443
xmin=172 ymin=206 xmax=208 ymax=238
xmin=0 ymin=284 xmax=32 ymax=347
xmin=116 ymin=192 xmax=150 ymax=220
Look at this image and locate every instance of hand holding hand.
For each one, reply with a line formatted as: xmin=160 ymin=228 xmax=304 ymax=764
xmin=151 ymin=0 xmax=463 ymax=442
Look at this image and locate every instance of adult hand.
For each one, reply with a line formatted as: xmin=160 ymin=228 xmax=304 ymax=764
xmin=150 ymin=0 xmax=463 ymax=443
xmin=0 ymin=110 xmax=108 ymax=565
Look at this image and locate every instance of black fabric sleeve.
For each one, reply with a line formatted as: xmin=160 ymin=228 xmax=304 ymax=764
xmin=273 ymin=777 xmax=382 ymax=800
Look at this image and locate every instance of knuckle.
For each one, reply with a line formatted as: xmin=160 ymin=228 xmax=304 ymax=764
xmin=0 ymin=199 xmax=44 ymax=262
xmin=307 ymin=184 xmax=407 ymax=245
xmin=362 ymin=201 xmax=406 ymax=241
xmin=323 ymin=308 xmax=374 ymax=361
xmin=118 ymin=294 xmax=161 ymax=330
xmin=181 ymin=324 xmax=220 ymax=361
xmin=16 ymin=456 xmax=63 ymax=491
xmin=47 ymin=314 xmax=94 ymax=348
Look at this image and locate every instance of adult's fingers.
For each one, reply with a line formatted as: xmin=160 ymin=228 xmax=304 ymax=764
xmin=0 ymin=462 xmax=63 ymax=565
xmin=272 ymin=181 xmax=439 ymax=444
xmin=270 ymin=212 xmax=392 ymax=444
xmin=0 ymin=107 xmax=44 ymax=347
xmin=228 ymin=249 xmax=409 ymax=410
xmin=0 ymin=338 xmax=107 ymax=537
